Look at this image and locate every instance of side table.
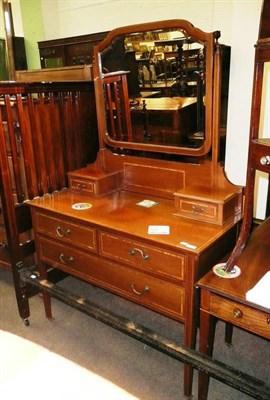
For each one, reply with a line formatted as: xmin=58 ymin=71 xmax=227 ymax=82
xmin=197 ymin=218 xmax=270 ymax=399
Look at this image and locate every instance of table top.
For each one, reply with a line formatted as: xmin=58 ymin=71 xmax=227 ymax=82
xmin=28 ymin=188 xmax=236 ymax=255
xmin=133 ymin=96 xmax=197 ymax=111
xmin=197 ymin=218 xmax=270 ymax=313
xmin=132 ymin=97 xmax=197 ymax=111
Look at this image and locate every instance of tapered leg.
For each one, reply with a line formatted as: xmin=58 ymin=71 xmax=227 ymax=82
xmin=225 ymin=322 xmax=233 ymax=346
xmin=183 ymin=289 xmax=199 ymax=399
xmin=198 ymin=310 xmax=217 ymax=400
xmin=11 ymin=264 xmax=30 ymax=324
xmin=39 ymin=262 xmax=53 ymax=320
xmin=184 ymin=364 xmax=194 ymax=400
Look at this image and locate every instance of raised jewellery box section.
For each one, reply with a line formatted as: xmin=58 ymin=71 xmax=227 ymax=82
xmin=174 ymin=185 xmax=242 ymax=225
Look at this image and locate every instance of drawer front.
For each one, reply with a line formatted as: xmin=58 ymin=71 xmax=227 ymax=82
xmin=69 ymin=177 xmax=96 ymax=195
xmin=99 ymin=231 xmax=186 ymax=282
xmin=251 ymin=142 xmax=270 ymax=173
xmin=38 ymin=236 xmax=185 ymax=321
xmin=177 ymin=198 xmax=219 ymax=223
xmin=35 ymin=212 xmax=97 ymax=252
xmin=209 ymin=294 xmax=270 ymax=339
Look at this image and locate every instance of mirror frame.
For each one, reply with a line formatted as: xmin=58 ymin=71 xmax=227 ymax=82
xmin=93 ymin=19 xmax=219 ymax=157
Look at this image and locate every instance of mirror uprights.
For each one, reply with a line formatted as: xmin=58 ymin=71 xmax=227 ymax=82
xmin=93 ymin=19 xmax=230 ymax=159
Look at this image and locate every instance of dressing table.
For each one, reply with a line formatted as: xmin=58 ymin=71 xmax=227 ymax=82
xmin=27 ymin=20 xmax=242 ymax=399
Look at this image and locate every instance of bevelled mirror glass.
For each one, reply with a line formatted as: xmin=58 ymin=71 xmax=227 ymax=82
xmin=93 ymin=20 xmax=228 ymax=157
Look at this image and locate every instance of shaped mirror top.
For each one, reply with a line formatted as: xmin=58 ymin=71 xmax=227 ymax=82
xmin=93 ymin=20 xmax=229 ymax=157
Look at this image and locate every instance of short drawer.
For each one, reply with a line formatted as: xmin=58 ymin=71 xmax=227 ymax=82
xmin=37 ymin=236 xmax=185 ymax=321
xmin=177 ymin=198 xmax=218 ymax=223
xmin=68 ymin=168 xmax=123 ymax=197
xmin=69 ymin=177 xmax=95 ymax=196
xmin=99 ymin=231 xmax=186 ymax=282
xmin=251 ymin=141 xmax=270 ymax=173
xmin=174 ymin=185 xmax=242 ymax=225
xmin=34 ymin=212 xmax=97 ymax=252
xmin=208 ymin=294 xmax=270 ymax=339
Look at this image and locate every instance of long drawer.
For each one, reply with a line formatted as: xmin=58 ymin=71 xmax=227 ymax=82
xmin=99 ymin=231 xmax=186 ymax=283
xmin=35 ymin=212 xmax=97 ymax=252
xmin=37 ymin=236 xmax=185 ymax=321
xmin=208 ymin=293 xmax=270 ymax=339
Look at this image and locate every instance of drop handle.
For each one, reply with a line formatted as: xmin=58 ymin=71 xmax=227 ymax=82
xmin=76 ymin=183 xmax=87 ymax=190
xmin=131 ymin=283 xmax=150 ymax=296
xmin=129 ymin=247 xmax=149 ymax=260
xmin=233 ymin=308 xmax=243 ymax=319
xmin=55 ymin=226 xmax=71 ymax=238
xmin=59 ymin=253 xmax=74 ymax=264
xmin=260 ymin=155 xmax=270 ymax=165
xmin=191 ymin=205 xmax=205 ymax=215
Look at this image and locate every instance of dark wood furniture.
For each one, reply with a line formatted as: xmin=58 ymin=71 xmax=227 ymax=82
xmin=24 ymin=20 xmax=242 ymax=399
xmin=15 ymin=65 xmax=93 ymax=81
xmin=0 ymin=36 xmax=27 ymax=80
xmin=197 ymin=1 xmax=270 ymax=399
xmin=197 ymin=221 xmax=270 ymax=400
xmin=0 ymin=39 xmax=8 ymax=80
xmin=0 ymin=80 xmax=98 ymax=312
xmin=12 ymin=36 xmax=28 ymax=71
xmin=131 ymin=96 xmax=197 ymax=144
xmin=38 ymin=32 xmax=108 ymax=68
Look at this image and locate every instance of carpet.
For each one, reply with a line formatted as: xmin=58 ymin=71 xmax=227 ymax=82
xmin=0 ymin=268 xmax=269 ymax=399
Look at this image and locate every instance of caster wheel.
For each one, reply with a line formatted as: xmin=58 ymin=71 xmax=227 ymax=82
xmin=23 ymin=318 xmax=30 ymax=326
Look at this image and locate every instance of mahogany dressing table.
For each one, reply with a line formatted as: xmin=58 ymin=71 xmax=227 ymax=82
xmin=26 ymin=20 xmax=242 ymax=399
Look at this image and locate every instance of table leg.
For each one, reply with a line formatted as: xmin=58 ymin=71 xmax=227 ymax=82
xmin=198 ymin=309 xmax=217 ymax=400
xmin=183 ymin=291 xmax=199 ymax=400
xmin=225 ymin=322 xmax=234 ymax=346
xmin=39 ymin=261 xmax=53 ymax=320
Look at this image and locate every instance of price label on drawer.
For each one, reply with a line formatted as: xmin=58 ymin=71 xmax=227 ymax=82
xmin=148 ymin=225 xmax=170 ymax=235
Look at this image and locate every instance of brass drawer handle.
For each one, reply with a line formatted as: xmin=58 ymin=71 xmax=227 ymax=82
xmin=55 ymin=226 xmax=71 ymax=238
xmin=131 ymin=283 xmax=149 ymax=296
xmin=233 ymin=308 xmax=243 ymax=319
xmin=191 ymin=205 xmax=205 ymax=215
xmin=129 ymin=247 xmax=149 ymax=260
xmin=59 ymin=253 xmax=74 ymax=264
xmin=76 ymin=183 xmax=87 ymax=190
xmin=260 ymin=155 xmax=270 ymax=165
